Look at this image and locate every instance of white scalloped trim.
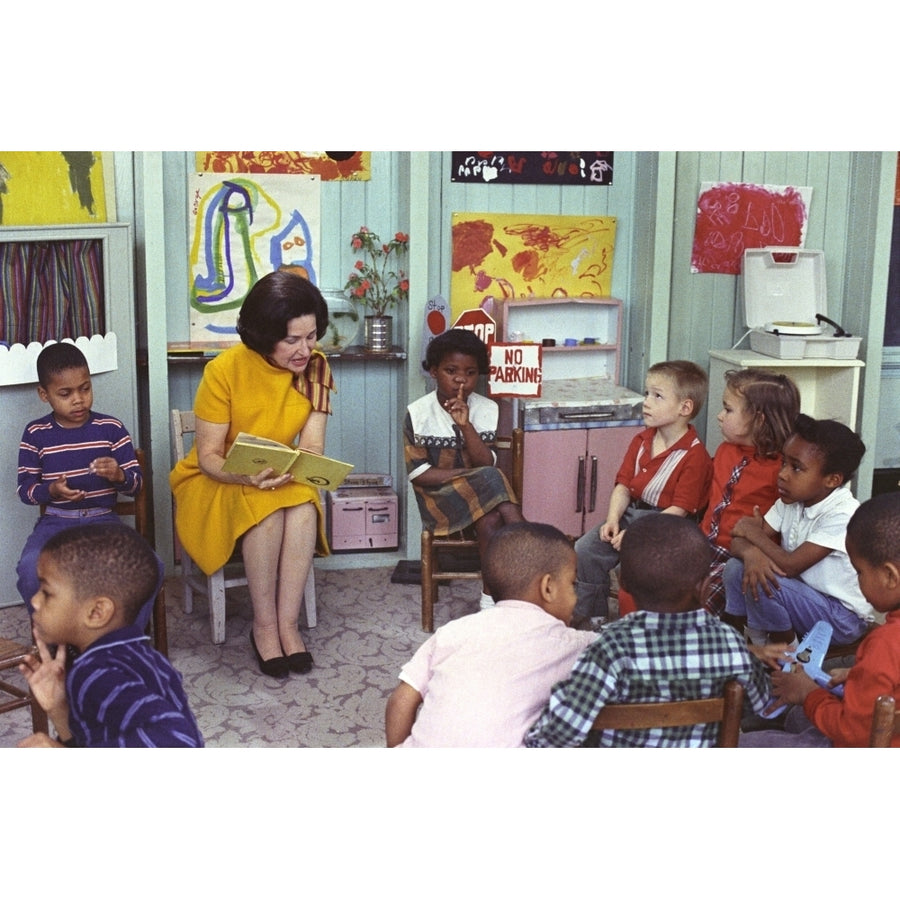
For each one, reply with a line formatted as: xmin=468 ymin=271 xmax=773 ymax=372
xmin=0 ymin=333 xmax=118 ymax=386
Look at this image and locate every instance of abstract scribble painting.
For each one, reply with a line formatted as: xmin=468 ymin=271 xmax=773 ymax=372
xmin=450 ymin=213 xmax=617 ymax=319
xmin=188 ymin=172 xmax=321 ymax=341
xmin=196 ymin=151 xmax=370 ymax=181
xmin=0 ymin=151 xmax=108 ymax=225
xmin=691 ymin=182 xmax=811 ymax=275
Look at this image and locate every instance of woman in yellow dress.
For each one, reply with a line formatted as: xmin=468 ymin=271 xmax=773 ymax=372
xmin=170 ymin=271 xmax=335 ymax=679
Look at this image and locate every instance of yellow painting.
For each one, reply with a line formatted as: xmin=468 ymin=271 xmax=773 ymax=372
xmin=450 ymin=212 xmax=616 ymax=319
xmin=0 ymin=151 xmax=110 ymax=225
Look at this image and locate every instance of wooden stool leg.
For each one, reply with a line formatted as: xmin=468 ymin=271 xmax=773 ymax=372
xmin=421 ymin=530 xmax=435 ymax=632
xmin=153 ymin=586 xmax=169 ymax=657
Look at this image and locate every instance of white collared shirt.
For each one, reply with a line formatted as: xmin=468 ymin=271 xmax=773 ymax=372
xmin=764 ymin=485 xmax=875 ymax=621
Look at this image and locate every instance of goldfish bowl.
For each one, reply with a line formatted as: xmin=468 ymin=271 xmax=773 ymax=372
xmin=319 ymin=293 xmax=361 ymax=352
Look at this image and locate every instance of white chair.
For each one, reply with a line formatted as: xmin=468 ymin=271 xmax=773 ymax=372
xmin=171 ymin=409 xmax=317 ymax=645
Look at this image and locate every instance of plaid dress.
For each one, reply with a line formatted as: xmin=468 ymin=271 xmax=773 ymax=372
xmin=404 ymin=391 xmax=517 ymax=535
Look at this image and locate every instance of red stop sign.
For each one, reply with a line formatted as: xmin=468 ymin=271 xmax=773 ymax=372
xmin=452 ymin=308 xmax=497 ymax=345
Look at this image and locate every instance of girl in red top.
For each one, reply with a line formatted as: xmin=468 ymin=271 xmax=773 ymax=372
xmin=701 ymin=368 xmax=800 ymax=617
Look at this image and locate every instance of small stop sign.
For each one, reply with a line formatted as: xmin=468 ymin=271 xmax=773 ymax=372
xmin=452 ymin=308 xmax=497 ymax=345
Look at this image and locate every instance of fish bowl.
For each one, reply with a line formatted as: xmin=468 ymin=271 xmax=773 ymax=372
xmin=318 ymin=293 xmax=361 ymax=352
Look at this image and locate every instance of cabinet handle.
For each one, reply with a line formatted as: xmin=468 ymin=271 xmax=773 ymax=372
xmin=589 ymin=455 xmax=598 ymax=513
xmin=576 ymin=456 xmax=585 ymax=513
xmin=559 ymin=411 xmax=614 ymax=422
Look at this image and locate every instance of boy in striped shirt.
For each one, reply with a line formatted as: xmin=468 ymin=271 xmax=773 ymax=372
xmin=16 ymin=342 xmax=141 ymax=610
xmin=18 ymin=523 xmax=203 ymax=748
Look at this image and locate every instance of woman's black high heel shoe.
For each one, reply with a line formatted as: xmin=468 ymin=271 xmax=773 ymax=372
xmin=250 ymin=633 xmax=289 ymax=679
xmin=285 ymin=650 xmax=314 ymax=675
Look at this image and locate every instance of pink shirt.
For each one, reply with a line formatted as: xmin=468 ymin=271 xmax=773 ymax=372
xmin=398 ymin=600 xmax=596 ymax=748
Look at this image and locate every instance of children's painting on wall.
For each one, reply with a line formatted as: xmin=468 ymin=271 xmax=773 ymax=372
xmin=691 ymin=182 xmax=812 ymax=275
xmin=196 ymin=151 xmax=371 ymax=181
xmin=450 ymin=213 xmax=617 ymax=320
xmin=0 ymin=152 xmax=111 ymax=225
xmin=451 ymin=152 xmax=614 ymax=186
xmin=188 ymin=172 xmax=321 ymax=342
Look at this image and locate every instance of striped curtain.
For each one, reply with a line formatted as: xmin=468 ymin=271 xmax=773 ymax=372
xmin=0 ymin=238 xmax=105 ymax=345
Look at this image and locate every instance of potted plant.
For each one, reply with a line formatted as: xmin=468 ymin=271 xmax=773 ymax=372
xmin=344 ymin=226 xmax=409 ymax=351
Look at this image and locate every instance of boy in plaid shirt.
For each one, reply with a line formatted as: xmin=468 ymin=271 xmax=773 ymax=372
xmin=525 ymin=515 xmax=774 ymax=747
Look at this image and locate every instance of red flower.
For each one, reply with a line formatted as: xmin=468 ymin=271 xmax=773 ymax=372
xmin=354 ymin=259 xmax=364 ymax=270
xmin=395 ymin=232 xmax=409 ymax=242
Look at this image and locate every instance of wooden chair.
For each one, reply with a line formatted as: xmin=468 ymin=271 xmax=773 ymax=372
xmin=590 ymin=680 xmax=745 ymax=747
xmin=0 ymin=637 xmax=48 ymax=735
xmin=171 ymin=409 xmax=316 ymax=645
xmin=419 ymin=428 xmax=524 ymax=632
xmin=40 ymin=448 xmax=167 ymax=657
xmin=869 ymin=694 xmax=899 ymax=747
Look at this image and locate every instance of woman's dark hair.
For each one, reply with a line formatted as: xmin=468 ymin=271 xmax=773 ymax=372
xmin=422 ymin=328 xmax=489 ymax=374
xmin=236 ymin=271 xmax=329 ymax=355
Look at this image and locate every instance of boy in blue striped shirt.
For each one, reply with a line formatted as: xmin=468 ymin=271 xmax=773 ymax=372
xmin=17 ymin=523 xmax=203 ymax=748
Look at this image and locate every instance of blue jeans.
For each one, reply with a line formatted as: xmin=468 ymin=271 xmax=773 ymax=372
xmin=723 ymin=556 xmax=869 ymax=644
xmin=739 ymin=706 xmax=833 ymax=747
xmin=573 ymin=505 xmax=657 ymax=620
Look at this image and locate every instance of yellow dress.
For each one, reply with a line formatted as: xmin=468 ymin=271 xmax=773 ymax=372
xmin=169 ymin=343 xmax=333 ymax=575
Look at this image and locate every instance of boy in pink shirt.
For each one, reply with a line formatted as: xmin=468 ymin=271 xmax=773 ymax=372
xmin=385 ymin=522 xmax=596 ymax=747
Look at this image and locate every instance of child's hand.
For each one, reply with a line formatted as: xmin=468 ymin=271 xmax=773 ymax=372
xmin=740 ymin=546 xmax=785 ymax=602
xmin=89 ymin=456 xmax=125 ymax=484
xmin=443 ymin=384 xmax=470 ymax=427
xmin=749 ymin=642 xmax=793 ymax=670
xmin=19 ymin=636 xmax=69 ymax=729
xmin=599 ymin=520 xmax=619 ymax=543
xmin=771 ymin=665 xmax=819 ymax=705
xmin=827 ymin=667 xmax=851 ymax=687
xmin=48 ymin=475 xmax=86 ymax=502
xmin=609 ymin=529 xmax=625 ymax=552
xmin=17 ymin=732 xmax=65 ymax=748
xmin=732 ymin=507 xmax=766 ymax=539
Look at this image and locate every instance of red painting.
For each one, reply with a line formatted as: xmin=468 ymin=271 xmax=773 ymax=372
xmin=196 ymin=151 xmax=370 ymax=181
xmin=691 ymin=182 xmax=811 ymax=275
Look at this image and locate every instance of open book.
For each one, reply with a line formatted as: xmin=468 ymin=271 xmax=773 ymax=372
xmin=222 ymin=432 xmax=353 ymax=491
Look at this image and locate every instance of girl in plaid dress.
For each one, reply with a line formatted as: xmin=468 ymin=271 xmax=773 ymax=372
xmin=700 ymin=368 xmax=800 ymax=617
xmin=404 ymin=329 xmax=524 ymax=609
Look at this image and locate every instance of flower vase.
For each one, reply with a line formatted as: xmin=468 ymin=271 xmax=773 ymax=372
xmin=364 ymin=315 xmax=392 ymax=353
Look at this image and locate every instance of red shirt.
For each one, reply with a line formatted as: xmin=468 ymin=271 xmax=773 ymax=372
xmin=805 ymin=609 xmax=900 ymax=748
xmin=614 ymin=425 xmax=712 ymax=514
xmin=700 ymin=441 xmax=781 ymax=551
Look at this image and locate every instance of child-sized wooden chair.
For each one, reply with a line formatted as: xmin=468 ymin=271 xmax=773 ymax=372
xmin=171 ymin=409 xmax=316 ymax=645
xmin=869 ymin=694 xmax=899 ymax=747
xmin=0 ymin=637 xmax=48 ymax=736
xmin=419 ymin=429 xmax=524 ymax=632
xmin=590 ymin=679 xmax=745 ymax=747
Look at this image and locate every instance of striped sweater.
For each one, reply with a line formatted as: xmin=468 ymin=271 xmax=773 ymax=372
xmin=17 ymin=410 xmax=141 ymax=509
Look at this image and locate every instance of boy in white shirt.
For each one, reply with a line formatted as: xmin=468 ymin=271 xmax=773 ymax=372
xmin=722 ymin=414 xmax=875 ymax=647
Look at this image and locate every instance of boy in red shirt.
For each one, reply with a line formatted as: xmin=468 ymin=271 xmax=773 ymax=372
xmin=740 ymin=492 xmax=900 ymax=747
xmin=572 ymin=360 xmax=712 ymax=628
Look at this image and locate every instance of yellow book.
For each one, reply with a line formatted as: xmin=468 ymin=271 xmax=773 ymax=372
xmin=222 ymin=433 xmax=354 ymax=491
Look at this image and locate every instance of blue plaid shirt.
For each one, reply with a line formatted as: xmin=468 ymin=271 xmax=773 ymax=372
xmin=524 ymin=608 xmax=772 ymax=747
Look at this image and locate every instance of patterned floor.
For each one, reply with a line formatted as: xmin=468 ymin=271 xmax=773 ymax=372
xmin=0 ymin=565 xmax=482 ymax=748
